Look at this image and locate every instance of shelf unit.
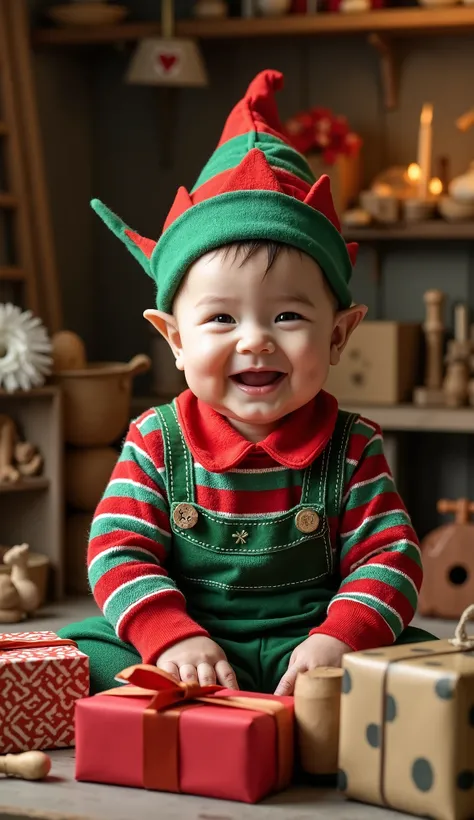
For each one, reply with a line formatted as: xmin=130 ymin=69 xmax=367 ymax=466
xmin=32 ymin=6 xmax=474 ymax=46
xmin=0 ymin=386 xmax=64 ymax=598
xmin=343 ymin=221 xmax=474 ymax=242
xmin=0 ymin=477 xmax=49 ymax=493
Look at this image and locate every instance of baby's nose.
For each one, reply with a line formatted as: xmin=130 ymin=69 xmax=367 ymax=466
xmin=236 ymin=329 xmax=275 ymax=355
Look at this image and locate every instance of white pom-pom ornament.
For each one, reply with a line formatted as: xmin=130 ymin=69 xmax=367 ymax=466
xmin=0 ymin=304 xmax=53 ymax=393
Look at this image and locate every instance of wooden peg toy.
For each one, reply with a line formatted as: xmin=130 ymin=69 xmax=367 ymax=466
xmin=413 ymin=289 xmax=446 ymax=407
xmin=0 ymin=750 xmax=51 ymax=780
xmin=294 ymin=666 xmax=344 ymax=775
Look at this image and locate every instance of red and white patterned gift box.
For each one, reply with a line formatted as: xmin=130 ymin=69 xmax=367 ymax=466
xmin=0 ymin=630 xmax=89 ymax=753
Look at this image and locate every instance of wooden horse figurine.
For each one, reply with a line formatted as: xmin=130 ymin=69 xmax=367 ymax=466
xmin=0 ymin=543 xmax=40 ymax=623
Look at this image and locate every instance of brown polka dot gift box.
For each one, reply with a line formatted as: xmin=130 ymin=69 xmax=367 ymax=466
xmin=338 ymin=605 xmax=474 ymax=820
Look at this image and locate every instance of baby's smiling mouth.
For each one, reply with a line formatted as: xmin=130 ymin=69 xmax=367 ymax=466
xmin=231 ymin=371 xmax=285 ymax=387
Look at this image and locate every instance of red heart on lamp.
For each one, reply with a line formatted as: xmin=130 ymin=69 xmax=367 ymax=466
xmin=158 ymin=53 xmax=178 ymax=73
xmin=156 ymin=51 xmax=179 ymax=74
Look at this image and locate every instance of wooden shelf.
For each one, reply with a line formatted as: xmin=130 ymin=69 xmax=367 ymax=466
xmin=0 ymin=385 xmax=59 ymax=398
xmin=32 ymin=7 xmax=474 ymax=47
xmin=132 ymin=395 xmax=474 ymax=434
xmin=342 ymin=403 xmax=474 ymax=433
xmin=0 ymin=477 xmax=49 ymax=493
xmin=343 ymin=220 xmax=474 ymax=242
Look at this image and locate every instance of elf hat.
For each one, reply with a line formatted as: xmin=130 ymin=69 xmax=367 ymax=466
xmin=91 ymin=69 xmax=357 ymax=312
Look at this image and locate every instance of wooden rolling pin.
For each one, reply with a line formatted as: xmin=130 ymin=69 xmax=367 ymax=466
xmin=0 ymin=750 xmax=51 ymax=780
xmin=294 ymin=666 xmax=344 ymax=775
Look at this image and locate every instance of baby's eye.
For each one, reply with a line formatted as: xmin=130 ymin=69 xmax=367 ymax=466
xmin=210 ymin=314 xmax=235 ymax=324
xmin=275 ymin=312 xmax=303 ymax=322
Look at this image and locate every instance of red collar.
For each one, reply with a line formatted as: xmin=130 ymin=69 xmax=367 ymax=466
xmin=175 ymin=390 xmax=338 ymax=473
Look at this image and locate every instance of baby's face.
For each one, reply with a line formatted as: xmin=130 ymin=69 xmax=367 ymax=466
xmin=166 ymin=245 xmax=347 ymax=438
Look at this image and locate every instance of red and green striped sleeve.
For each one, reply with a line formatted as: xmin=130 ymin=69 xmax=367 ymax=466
xmin=87 ymin=409 xmax=209 ymax=664
xmin=310 ymin=416 xmax=423 ymax=651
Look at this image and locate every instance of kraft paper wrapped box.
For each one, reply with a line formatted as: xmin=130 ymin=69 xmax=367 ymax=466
xmin=0 ymin=631 xmax=89 ymax=753
xmin=75 ymin=664 xmax=294 ymax=803
xmin=338 ymin=606 xmax=474 ymax=820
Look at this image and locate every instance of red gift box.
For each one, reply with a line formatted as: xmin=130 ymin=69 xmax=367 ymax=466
xmin=0 ymin=630 xmax=89 ymax=753
xmin=75 ymin=664 xmax=294 ymax=803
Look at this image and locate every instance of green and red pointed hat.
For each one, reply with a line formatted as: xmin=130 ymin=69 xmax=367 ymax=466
xmin=92 ymin=69 xmax=357 ymax=312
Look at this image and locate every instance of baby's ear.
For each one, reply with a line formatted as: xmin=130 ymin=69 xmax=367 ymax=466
xmin=144 ymin=309 xmax=184 ymax=371
xmin=329 ymin=304 xmax=367 ymax=366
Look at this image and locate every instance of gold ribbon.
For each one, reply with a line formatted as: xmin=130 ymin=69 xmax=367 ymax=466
xmin=99 ymin=664 xmax=293 ymax=793
xmin=0 ymin=636 xmax=77 ymax=652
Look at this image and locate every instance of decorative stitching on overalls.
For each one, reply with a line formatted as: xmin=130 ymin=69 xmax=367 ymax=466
xmin=336 ymin=412 xmax=354 ymax=513
xmin=170 ymin=526 xmax=328 ymax=553
xmin=181 ymin=571 xmax=330 ymax=590
xmin=157 ymin=408 xmax=175 ymax=503
xmin=171 ymin=403 xmax=192 ymax=502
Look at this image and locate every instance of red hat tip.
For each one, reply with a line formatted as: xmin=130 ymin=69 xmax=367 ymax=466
xmin=303 ymin=174 xmax=341 ymax=232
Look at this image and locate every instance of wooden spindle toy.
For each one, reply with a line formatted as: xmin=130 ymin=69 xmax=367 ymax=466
xmin=413 ymin=289 xmax=446 ymax=407
xmin=443 ymin=304 xmax=471 ymax=408
xmin=294 ymin=666 xmax=344 ymax=775
xmin=0 ymin=750 xmax=51 ymax=780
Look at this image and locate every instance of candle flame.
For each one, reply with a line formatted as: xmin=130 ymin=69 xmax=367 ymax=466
xmin=407 ymin=163 xmax=421 ymax=182
xmin=429 ymin=177 xmax=443 ymax=196
xmin=420 ymin=103 xmax=433 ymax=126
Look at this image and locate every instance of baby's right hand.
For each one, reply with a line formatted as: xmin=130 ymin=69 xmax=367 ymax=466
xmin=156 ymin=635 xmax=239 ymax=689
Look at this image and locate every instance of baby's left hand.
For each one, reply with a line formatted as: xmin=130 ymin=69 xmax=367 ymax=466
xmin=274 ymin=633 xmax=352 ymax=696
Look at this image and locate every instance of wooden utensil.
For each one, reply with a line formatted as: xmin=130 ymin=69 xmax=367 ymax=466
xmin=0 ymin=750 xmax=51 ymax=780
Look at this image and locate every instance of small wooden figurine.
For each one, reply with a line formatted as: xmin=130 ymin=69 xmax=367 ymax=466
xmin=418 ymin=497 xmax=474 ymax=619
xmin=442 ymin=303 xmax=471 ymax=407
xmin=0 ymin=751 xmax=51 ymax=781
xmin=0 ymin=543 xmax=41 ymax=623
xmin=0 ymin=415 xmax=43 ymax=484
xmin=413 ymin=289 xmax=446 ymax=407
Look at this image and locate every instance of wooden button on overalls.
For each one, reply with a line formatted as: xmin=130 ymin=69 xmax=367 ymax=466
xmin=173 ymin=502 xmax=198 ymax=529
xmin=295 ymin=509 xmax=320 ymax=533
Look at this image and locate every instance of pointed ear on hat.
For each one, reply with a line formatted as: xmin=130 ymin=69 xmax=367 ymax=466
xmin=303 ymin=174 xmax=341 ymax=232
xmin=346 ymin=241 xmax=359 ymax=267
xmin=90 ymin=198 xmax=156 ymax=277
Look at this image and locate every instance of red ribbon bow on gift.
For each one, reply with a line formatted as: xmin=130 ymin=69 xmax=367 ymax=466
xmin=99 ymin=664 xmax=293 ymax=793
xmin=0 ymin=635 xmax=77 ymax=653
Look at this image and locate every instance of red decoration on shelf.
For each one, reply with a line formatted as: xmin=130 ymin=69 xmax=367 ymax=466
xmin=284 ymin=106 xmax=362 ymax=164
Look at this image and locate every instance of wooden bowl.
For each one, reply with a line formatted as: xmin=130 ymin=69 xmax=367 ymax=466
xmin=47 ymin=3 xmax=128 ymax=27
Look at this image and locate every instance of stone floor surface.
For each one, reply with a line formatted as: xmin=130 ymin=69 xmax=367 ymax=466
xmin=0 ymin=597 xmax=455 ymax=820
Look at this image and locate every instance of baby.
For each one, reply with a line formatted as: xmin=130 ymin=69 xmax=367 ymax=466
xmin=60 ymin=70 xmax=434 ymax=696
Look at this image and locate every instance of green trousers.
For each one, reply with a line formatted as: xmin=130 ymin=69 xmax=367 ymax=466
xmin=58 ymin=615 xmax=437 ymax=695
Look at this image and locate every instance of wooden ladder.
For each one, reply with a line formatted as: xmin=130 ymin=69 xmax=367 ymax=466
xmin=0 ymin=0 xmax=62 ymax=332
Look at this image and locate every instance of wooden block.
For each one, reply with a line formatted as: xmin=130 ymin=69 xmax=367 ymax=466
xmin=412 ymin=386 xmax=445 ymax=407
xmin=324 ymin=322 xmax=421 ymax=405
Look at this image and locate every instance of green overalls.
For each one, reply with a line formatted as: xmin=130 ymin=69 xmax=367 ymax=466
xmin=59 ymin=405 xmax=435 ymax=695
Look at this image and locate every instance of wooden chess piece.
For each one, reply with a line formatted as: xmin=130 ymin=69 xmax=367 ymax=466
xmin=294 ymin=666 xmax=344 ymax=775
xmin=418 ymin=498 xmax=474 ymax=618
xmin=413 ymin=289 xmax=446 ymax=407
xmin=0 ymin=751 xmax=51 ymax=780
xmin=443 ymin=303 xmax=470 ymax=407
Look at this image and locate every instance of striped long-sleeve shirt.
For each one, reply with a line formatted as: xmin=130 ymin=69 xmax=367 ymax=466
xmin=88 ymin=389 xmax=423 ymax=664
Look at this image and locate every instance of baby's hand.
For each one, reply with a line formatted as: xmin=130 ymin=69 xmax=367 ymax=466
xmin=274 ymin=634 xmax=352 ymax=696
xmin=156 ymin=635 xmax=239 ymax=689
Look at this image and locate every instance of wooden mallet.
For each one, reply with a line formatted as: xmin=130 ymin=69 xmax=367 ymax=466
xmin=0 ymin=750 xmax=51 ymax=780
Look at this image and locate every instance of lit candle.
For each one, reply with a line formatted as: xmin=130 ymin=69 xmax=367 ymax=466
xmin=417 ymin=103 xmax=433 ymax=200
xmin=429 ymin=177 xmax=443 ymax=197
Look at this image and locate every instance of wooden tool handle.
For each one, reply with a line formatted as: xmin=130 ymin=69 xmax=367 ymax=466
xmin=437 ymin=497 xmax=474 ymax=525
xmin=0 ymin=750 xmax=51 ymax=780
